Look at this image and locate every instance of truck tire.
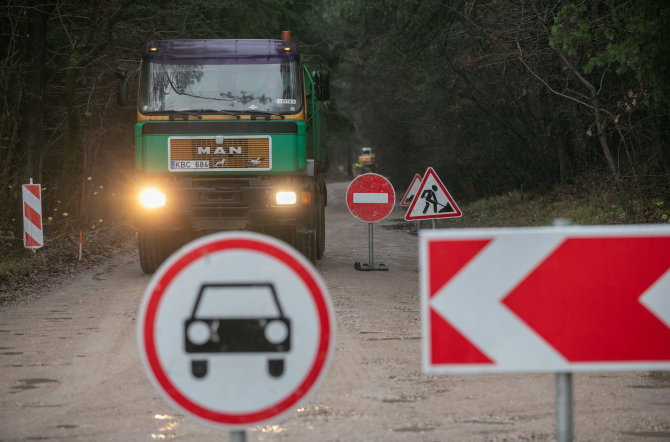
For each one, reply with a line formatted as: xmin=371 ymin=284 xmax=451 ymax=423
xmin=138 ymin=230 xmax=165 ymax=274
xmin=316 ymin=199 xmax=325 ymax=259
xmin=296 ymin=230 xmax=317 ymax=265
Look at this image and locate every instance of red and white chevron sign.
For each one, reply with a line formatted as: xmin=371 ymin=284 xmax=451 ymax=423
xmin=22 ymin=183 xmax=43 ymax=249
xmin=420 ymin=225 xmax=670 ymax=373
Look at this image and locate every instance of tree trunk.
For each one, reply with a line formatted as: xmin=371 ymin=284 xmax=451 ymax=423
xmin=591 ymin=96 xmax=632 ymax=217
xmin=556 ymin=50 xmax=633 ymax=218
xmin=18 ymin=2 xmax=49 ymax=182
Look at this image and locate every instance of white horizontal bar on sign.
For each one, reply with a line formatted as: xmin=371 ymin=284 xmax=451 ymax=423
xmin=353 ymin=193 xmax=388 ymax=204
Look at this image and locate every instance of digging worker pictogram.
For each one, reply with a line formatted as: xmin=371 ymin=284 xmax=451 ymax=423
xmin=422 ymin=185 xmax=439 ymax=214
xmin=404 ymin=167 xmax=462 ymax=221
xmin=421 ymin=184 xmax=454 ymax=214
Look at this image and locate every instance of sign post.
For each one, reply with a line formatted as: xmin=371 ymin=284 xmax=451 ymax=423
xmin=420 ymin=224 xmax=670 ymax=440
xmin=137 ymin=232 xmax=335 ymax=435
xmin=345 ymin=173 xmax=395 ymax=271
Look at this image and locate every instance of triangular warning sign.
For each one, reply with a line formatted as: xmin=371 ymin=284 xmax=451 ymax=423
xmin=399 ymin=173 xmax=422 ymax=207
xmin=404 ymin=167 xmax=462 ymax=220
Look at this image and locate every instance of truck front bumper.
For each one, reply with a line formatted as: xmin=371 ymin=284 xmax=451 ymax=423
xmin=133 ymin=175 xmax=314 ymax=234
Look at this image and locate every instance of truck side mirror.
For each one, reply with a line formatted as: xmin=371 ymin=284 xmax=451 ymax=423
xmin=314 ymin=70 xmax=330 ymax=101
xmin=115 ymin=66 xmax=129 ymax=106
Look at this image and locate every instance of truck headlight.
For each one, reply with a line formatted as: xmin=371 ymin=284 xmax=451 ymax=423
xmin=275 ymin=191 xmax=297 ymax=205
xmin=139 ymin=188 xmax=166 ymax=209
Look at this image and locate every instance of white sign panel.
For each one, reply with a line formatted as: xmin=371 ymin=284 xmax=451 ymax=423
xmin=421 ymin=225 xmax=670 ymax=374
xmin=138 ymin=232 xmax=335 ymax=428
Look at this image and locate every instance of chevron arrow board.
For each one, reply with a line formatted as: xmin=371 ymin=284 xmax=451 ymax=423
xmin=420 ymin=225 xmax=670 ymax=374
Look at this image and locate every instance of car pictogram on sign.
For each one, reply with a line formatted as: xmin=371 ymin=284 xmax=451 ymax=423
xmin=184 ymin=283 xmax=291 ymax=379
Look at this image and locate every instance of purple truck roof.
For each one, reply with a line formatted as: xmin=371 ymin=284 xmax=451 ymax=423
xmin=143 ymin=39 xmax=300 ymax=61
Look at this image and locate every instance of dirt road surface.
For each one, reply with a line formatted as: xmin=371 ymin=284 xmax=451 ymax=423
xmin=1 ymin=182 xmax=669 ymax=441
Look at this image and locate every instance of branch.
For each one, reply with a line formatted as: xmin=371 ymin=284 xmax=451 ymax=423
xmin=515 ymin=41 xmax=594 ymax=110
xmin=556 ymin=48 xmax=595 ymax=96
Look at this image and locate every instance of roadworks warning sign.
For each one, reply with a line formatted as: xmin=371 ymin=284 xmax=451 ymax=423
xmin=404 ymin=167 xmax=462 ymax=221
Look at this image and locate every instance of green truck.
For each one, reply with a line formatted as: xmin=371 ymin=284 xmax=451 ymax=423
xmin=120 ymin=32 xmax=329 ymax=273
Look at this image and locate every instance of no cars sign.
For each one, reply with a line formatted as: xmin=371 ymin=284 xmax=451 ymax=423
xmin=137 ymin=232 xmax=335 ymax=428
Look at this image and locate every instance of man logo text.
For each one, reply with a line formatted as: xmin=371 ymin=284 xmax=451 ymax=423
xmin=197 ymin=146 xmax=242 ymax=155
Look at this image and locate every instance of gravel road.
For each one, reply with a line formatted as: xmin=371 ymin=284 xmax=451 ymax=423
xmin=1 ymin=181 xmax=668 ymax=441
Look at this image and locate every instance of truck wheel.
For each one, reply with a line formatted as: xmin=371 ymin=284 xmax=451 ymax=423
xmin=296 ymin=230 xmax=317 ymax=265
xmin=138 ymin=230 xmax=165 ymax=274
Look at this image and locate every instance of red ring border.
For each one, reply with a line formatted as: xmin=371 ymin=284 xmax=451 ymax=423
xmin=141 ymin=237 xmax=333 ymax=426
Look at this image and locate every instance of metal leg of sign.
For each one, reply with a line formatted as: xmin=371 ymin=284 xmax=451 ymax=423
xmin=555 ymin=372 xmax=574 ymax=442
xmin=355 ymin=223 xmax=389 ymax=271
xmin=230 ymin=430 xmax=246 ymax=442
xmin=431 ymin=219 xmax=436 ymax=230
xmin=553 ymin=220 xmax=574 ymax=441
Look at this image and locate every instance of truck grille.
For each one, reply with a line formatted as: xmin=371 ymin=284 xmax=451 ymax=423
xmin=168 ymin=136 xmax=271 ymax=171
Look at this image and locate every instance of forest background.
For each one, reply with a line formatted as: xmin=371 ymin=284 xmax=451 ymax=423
xmin=1 ymin=0 xmax=669 ymax=244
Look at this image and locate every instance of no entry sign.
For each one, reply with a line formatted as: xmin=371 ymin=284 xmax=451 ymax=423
xmin=137 ymin=232 xmax=335 ymax=428
xmin=346 ymin=173 xmax=395 ymax=223
xmin=421 ymin=225 xmax=670 ymax=374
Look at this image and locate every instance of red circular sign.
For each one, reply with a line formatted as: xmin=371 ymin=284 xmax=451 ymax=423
xmin=346 ymin=173 xmax=396 ymax=222
xmin=138 ymin=232 xmax=335 ymax=428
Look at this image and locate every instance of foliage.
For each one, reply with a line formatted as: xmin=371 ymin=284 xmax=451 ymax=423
xmin=550 ymin=0 xmax=670 ymax=115
xmin=0 ymin=0 xmax=298 ymax=240
xmin=1 ymin=0 xmax=668 ymax=243
xmin=304 ymin=0 xmax=669 ymax=216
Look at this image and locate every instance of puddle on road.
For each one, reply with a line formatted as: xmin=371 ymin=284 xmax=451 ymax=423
xmin=295 ymin=405 xmax=334 ymax=419
xmin=151 ymin=413 xmax=184 ymax=440
xmin=55 ymin=424 xmax=78 ymax=429
xmin=392 ymin=424 xmax=435 ymax=433
xmin=382 ymin=396 xmax=421 ymax=403
xmin=622 ymin=431 xmax=670 ymax=439
xmin=459 ymin=418 xmax=516 ymax=425
xmin=21 ymin=403 xmax=64 ymax=408
xmin=10 ymin=378 xmax=59 ymax=393
xmin=628 ymin=371 xmax=670 ymax=389
xmin=365 ymin=336 xmax=421 ymax=341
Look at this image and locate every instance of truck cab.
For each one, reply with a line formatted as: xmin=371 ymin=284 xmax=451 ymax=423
xmin=127 ymin=34 xmax=329 ymax=273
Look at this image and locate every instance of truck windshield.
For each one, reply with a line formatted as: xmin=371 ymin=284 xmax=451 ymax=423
xmin=139 ymin=58 xmax=303 ymax=115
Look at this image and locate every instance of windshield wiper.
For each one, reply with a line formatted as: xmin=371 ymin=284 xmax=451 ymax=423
xmin=166 ymin=109 xmax=242 ymax=120
xmin=247 ymin=110 xmax=285 ymax=120
xmin=164 ymin=110 xmax=202 ymax=120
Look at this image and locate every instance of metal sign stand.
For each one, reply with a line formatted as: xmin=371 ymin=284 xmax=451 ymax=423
xmin=552 ymin=218 xmax=573 ymax=442
xmin=354 ymin=223 xmax=388 ymax=271
xmin=230 ymin=430 xmax=246 ymax=442
xmin=556 ymin=372 xmax=573 ymax=442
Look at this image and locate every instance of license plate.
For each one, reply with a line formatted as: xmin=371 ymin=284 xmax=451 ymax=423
xmin=170 ymin=160 xmax=210 ymax=170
